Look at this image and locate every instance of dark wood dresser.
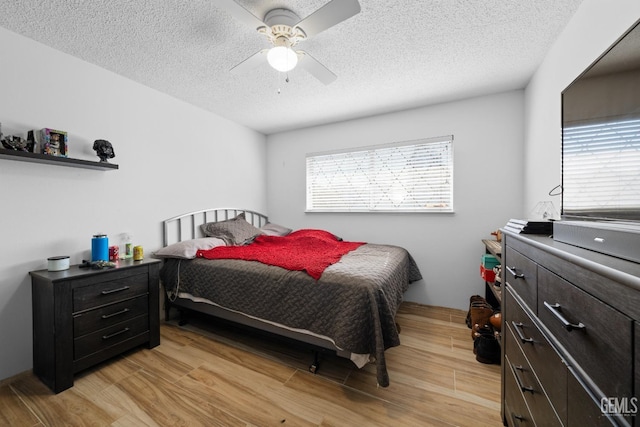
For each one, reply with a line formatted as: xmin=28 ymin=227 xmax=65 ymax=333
xmin=30 ymin=258 xmax=161 ymax=393
xmin=501 ymin=231 xmax=640 ymax=427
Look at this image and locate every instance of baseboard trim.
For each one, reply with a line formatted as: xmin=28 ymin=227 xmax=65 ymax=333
xmin=0 ymin=369 xmax=33 ymax=388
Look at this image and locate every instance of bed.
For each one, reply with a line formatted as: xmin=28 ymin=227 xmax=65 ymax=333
xmin=157 ymin=208 xmax=422 ymax=387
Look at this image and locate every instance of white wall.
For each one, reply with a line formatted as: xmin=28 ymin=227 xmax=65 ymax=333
xmin=523 ymin=0 xmax=640 ymax=214
xmin=266 ymin=91 xmax=525 ymax=310
xmin=0 ymin=28 xmax=267 ymax=381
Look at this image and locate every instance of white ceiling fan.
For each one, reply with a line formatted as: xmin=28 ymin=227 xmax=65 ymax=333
xmin=219 ymin=0 xmax=361 ymax=85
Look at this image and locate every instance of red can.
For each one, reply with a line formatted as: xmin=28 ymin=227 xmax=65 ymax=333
xmin=109 ymin=245 xmax=119 ymax=261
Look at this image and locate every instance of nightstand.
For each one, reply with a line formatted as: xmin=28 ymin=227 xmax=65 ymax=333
xmin=30 ymin=258 xmax=161 ymax=393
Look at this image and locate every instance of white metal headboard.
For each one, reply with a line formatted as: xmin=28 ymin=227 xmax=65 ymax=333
xmin=162 ymin=208 xmax=269 ymax=246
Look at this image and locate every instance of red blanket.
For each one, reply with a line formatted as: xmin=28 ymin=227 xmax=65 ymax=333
xmin=196 ymin=229 xmax=365 ymax=280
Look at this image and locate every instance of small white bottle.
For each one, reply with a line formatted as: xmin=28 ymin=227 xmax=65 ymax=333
xmin=121 ymin=233 xmax=133 ymax=259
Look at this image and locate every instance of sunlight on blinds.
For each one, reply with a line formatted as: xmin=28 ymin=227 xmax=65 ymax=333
xmin=563 ymin=118 xmax=640 ymax=213
xmin=306 ymin=136 xmax=453 ymax=212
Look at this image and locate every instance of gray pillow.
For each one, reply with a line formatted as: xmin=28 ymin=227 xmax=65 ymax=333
xmin=260 ymin=222 xmax=292 ymax=236
xmin=200 ymin=213 xmax=263 ymax=245
xmin=153 ymin=237 xmax=226 ymax=259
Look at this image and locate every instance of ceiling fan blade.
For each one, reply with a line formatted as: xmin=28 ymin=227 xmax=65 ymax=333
xmin=217 ymin=0 xmax=266 ymax=30
xmin=230 ymin=49 xmax=268 ymax=73
xmin=294 ymin=0 xmax=361 ymax=38
xmin=297 ymin=51 xmax=337 ymax=85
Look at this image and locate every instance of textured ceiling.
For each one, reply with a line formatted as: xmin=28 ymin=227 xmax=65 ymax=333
xmin=0 ymin=0 xmax=584 ymax=135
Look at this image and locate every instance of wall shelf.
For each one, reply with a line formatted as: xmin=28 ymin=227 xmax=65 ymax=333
xmin=0 ymin=149 xmax=118 ymax=171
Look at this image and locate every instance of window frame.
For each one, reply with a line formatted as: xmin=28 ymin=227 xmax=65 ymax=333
xmin=305 ymin=135 xmax=454 ymax=213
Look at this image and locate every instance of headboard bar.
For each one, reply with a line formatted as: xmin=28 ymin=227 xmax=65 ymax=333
xmin=163 ymin=208 xmax=269 ymax=246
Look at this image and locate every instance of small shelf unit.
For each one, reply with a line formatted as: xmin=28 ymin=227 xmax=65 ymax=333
xmin=482 ymin=239 xmax=502 ymax=307
xmin=0 ymin=149 xmax=118 ymax=171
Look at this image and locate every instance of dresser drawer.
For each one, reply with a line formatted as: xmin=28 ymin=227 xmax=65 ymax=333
xmin=504 ymin=246 xmax=538 ymax=313
xmin=504 ymin=360 xmax=535 ymax=427
xmin=74 ymin=315 xmax=149 ymax=360
xmin=538 ymin=267 xmax=633 ymax=400
xmin=504 ymin=286 xmax=567 ymax=424
xmin=73 ymin=273 xmax=148 ymax=312
xmin=568 ymin=368 xmax=625 ymax=427
xmin=73 ymin=295 xmax=149 ymax=338
xmin=505 ymin=323 xmax=563 ymax=427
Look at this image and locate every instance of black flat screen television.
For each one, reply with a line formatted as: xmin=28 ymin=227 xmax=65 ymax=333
xmin=561 ymin=18 xmax=640 ymax=224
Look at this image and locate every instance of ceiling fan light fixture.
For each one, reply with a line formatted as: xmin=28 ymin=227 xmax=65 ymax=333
xmin=225 ymin=1 xmax=362 ymax=84
xmin=267 ymin=45 xmax=298 ymax=72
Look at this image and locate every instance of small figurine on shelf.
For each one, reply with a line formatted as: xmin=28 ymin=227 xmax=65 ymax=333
xmin=1 ymin=135 xmax=29 ymax=151
xmin=0 ymin=122 xmax=30 ymax=151
xmin=93 ymin=139 xmax=115 ymax=163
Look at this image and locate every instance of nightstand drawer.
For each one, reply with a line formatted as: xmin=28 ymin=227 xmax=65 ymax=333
xmin=538 ymin=266 xmax=633 ymax=400
xmin=74 ymin=315 xmax=149 ymax=360
xmin=504 ymin=287 xmax=567 ymax=424
xmin=504 ymin=246 xmax=537 ymax=313
xmin=73 ymin=295 xmax=148 ymax=338
xmin=73 ymin=273 xmax=148 ymax=312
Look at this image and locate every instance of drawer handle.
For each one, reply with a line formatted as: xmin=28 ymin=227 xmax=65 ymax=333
xmin=102 ymin=308 xmax=130 ymax=319
xmin=506 ymin=266 xmax=525 ymax=279
xmin=512 ymin=364 xmax=535 ymax=393
xmin=510 ymin=413 xmax=526 ymax=426
xmin=511 ymin=321 xmax=534 ymax=344
xmin=101 ymin=285 xmax=130 ymax=295
xmin=544 ymin=301 xmax=586 ymax=331
xmin=102 ymin=327 xmax=130 ymax=340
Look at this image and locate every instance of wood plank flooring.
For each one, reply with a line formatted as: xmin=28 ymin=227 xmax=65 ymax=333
xmin=0 ymin=303 xmax=502 ymax=426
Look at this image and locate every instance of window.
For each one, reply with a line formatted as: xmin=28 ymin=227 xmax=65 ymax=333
xmin=562 ymin=118 xmax=640 ymax=216
xmin=306 ymin=135 xmax=453 ymax=212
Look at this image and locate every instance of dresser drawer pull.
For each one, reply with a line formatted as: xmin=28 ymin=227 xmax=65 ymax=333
xmin=543 ymin=301 xmax=586 ymax=331
xmin=511 ymin=321 xmax=534 ymax=344
xmin=102 ymin=327 xmax=130 ymax=340
xmin=101 ymin=308 xmax=130 ymax=319
xmin=512 ymin=364 xmax=535 ymax=393
xmin=101 ymin=286 xmax=130 ymax=295
xmin=510 ymin=413 xmax=526 ymax=426
xmin=506 ymin=266 xmax=525 ymax=279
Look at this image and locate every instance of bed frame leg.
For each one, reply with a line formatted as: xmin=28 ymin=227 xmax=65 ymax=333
xmin=164 ymin=301 xmax=171 ymax=321
xmin=178 ymin=309 xmax=190 ymax=326
xmin=309 ymin=351 xmax=320 ymax=374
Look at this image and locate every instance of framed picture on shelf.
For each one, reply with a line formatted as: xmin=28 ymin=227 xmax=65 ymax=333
xmin=41 ymin=128 xmax=68 ymax=157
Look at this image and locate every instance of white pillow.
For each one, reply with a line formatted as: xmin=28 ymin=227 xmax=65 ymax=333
xmin=153 ymin=237 xmax=225 ymax=259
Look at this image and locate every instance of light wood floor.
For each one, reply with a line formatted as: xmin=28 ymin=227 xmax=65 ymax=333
xmin=0 ymin=303 xmax=502 ymax=426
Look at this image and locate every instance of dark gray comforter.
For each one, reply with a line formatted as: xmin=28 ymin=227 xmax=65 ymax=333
xmin=159 ymin=243 xmax=422 ymax=387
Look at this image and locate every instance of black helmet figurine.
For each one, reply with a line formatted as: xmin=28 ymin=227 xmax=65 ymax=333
xmin=93 ymin=139 xmax=115 ymax=162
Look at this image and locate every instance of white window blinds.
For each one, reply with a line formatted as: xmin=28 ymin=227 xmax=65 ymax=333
xmin=306 ymin=135 xmax=453 ymax=212
xmin=563 ymin=118 xmax=640 ymax=214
